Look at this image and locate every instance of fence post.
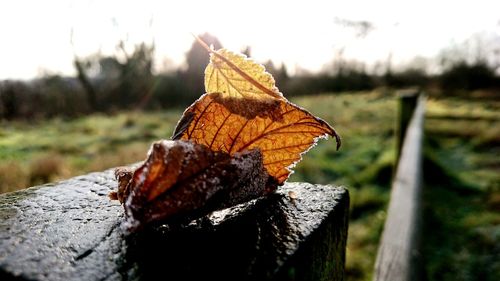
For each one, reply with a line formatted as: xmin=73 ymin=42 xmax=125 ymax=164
xmin=0 ymin=172 xmax=349 ymax=281
xmin=396 ymin=89 xmax=419 ymax=168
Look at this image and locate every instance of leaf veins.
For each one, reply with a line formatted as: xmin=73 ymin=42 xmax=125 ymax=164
xmin=112 ymin=38 xmax=341 ymax=230
xmin=204 ymin=47 xmax=283 ymax=101
xmin=173 ymin=40 xmax=340 ymax=184
xmin=174 ymin=93 xmax=340 ymax=184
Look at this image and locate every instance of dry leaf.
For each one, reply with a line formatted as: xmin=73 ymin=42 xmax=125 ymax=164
xmin=116 ymin=140 xmax=275 ymax=229
xmin=174 ymin=41 xmax=339 ymax=183
xmin=205 ymin=48 xmax=282 ymax=100
xmin=112 ymin=39 xmax=340 ymax=230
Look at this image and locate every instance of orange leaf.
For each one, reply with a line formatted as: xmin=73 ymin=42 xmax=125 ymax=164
xmin=112 ymin=38 xmax=341 ymax=230
xmin=173 ymin=93 xmax=340 ymax=184
xmin=173 ymin=42 xmax=340 ymax=184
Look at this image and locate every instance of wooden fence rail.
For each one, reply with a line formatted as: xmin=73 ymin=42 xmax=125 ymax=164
xmin=373 ymin=91 xmax=425 ymax=281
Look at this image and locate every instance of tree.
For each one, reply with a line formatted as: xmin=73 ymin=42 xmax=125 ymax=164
xmin=73 ymin=42 xmax=155 ymax=111
xmin=0 ymin=81 xmax=21 ymax=119
xmin=74 ymin=58 xmax=98 ymax=110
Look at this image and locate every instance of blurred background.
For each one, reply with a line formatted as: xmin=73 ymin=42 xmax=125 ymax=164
xmin=0 ymin=0 xmax=499 ymax=280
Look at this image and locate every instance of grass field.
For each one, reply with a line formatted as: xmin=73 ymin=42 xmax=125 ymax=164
xmin=0 ymin=91 xmax=498 ymax=280
xmin=423 ymin=96 xmax=500 ymax=281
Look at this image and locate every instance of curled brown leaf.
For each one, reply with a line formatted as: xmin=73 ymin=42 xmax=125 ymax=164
xmin=118 ymin=140 xmax=275 ymax=230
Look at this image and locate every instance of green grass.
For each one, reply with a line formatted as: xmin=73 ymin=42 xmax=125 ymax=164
xmin=422 ymin=97 xmax=500 ymax=281
xmin=1 ymin=91 xmax=498 ymax=280
xmin=0 ymin=91 xmax=396 ymax=280
xmin=0 ymin=110 xmax=182 ymax=191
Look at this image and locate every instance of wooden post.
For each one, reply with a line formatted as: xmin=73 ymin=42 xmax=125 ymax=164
xmin=0 ymin=170 xmax=349 ymax=281
xmin=374 ymin=94 xmax=425 ymax=281
xmin=396 ymin=89 xmax=419 ymax=168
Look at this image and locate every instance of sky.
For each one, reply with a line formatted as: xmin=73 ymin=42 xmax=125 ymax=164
xmin=0 ymin=0 xmax=499 ymax=80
